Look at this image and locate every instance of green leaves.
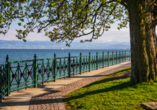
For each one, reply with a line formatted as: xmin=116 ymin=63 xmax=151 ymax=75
xmin=20 ymin=19 xmax=24 ymax=22
xmin=117 ymin=0 xmax=121 ymax=2
xmin=18 ymin=23 xmax=21 ymax=26
xmin=0 ymin=0 xmax=128 ymax=46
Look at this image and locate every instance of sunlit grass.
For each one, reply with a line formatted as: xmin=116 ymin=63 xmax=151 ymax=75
xmin=63 ymin=67 xmax=157 ymax=110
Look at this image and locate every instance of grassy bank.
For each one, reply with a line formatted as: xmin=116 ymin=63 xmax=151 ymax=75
xmin=63 ymin=67 xmax=157 ymax=110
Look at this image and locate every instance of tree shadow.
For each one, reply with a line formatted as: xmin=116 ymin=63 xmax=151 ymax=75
xmin=63 ymin=73 xmax=136 ymax=103
xmin=63 ymin=81 xmax=136 ymax=103
xmin=85 ymin=72 xmax=131 ymax=88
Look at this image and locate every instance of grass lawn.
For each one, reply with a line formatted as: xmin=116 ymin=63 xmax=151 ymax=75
xmin=63 ymin=67 xmax=157 ymax=110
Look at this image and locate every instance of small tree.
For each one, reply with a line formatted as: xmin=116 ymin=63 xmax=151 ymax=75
xmin=0 ymin=0 xmax=157 ymax=83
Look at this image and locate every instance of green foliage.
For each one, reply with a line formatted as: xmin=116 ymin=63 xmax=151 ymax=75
xmin=0 ymin=0 xmax=129 ymax=46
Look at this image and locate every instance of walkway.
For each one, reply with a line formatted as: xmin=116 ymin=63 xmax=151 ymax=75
xmin=0 ymin=61 xmax=131 ymax=110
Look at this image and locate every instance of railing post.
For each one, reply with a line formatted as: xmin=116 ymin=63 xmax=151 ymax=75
xmin=125 ymin=51 xmax=127 ymax=61
xmin=102 ymin=52 xmax=104 ymax=68
xmin=89 ymin=52 xmax=91 ymax=72
xmin=119 ymin=51 xmax=121 ymax=63
xmin=80 ymin=52 xmax=82 ymax=74
xmin=129 ymin=51 xmax=131 ymax=61
xmin=53 ymin=53 xmax=57 ymax=82
xmin=122 ymin=51 xmax=123 ymax=62
xmin=6 ymin=55 xmax=10 ymax=96
xmin=112 ymin=52 xmax=114 ymax=65
xmin=116 ymin=51 xmax=117 ymax=64
xmin=108 ymin=51 xmax=109 ymax=66
xmin=33 ymin=54 xmax=37 ymax=88
xmin=96 ymin=52 xmax=98 ymax=70
xmin=68 ymin=53 xmax=71 ymax=77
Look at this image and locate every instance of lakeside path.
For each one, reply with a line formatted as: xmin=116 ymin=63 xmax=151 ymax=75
xmin=0 ymin=61 xmax=131 ymax=110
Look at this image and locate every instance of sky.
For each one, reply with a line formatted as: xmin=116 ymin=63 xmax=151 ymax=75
xmin=0 ymin=18 xmax=130 ymax=49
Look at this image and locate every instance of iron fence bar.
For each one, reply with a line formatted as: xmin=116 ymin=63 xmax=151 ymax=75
xmin=33 ymin=54 xmax=37 ymax=88
xmin=119 ymin=51 xmax=121 ymax=63
xmin=86 ymin=55 xmax=88 ymax=72
xmin=68 ymin=53 xmax=71 ymax=77
xmin=89 ymin=52 xmax=91 ymax=72
xmin=6 ymin=55 xmax=10 ymax=96
xmin=17 ymin=62 xmax=20 ymax=92
xmin=108 ymin=52 xmax=109 ymax=67
xmin=116 ymin=51 xmax=117 ymax=64
xmin=122 ymin=51 xmax=123 ymax=62
xmin=96 ymin=52 xmax=98 ymax=70
xmin=125 ymin=51 xmax=126 ymax=61
xmin=64 ymin=58 xmax=66 ymax=78
xmin=112 ymin=52 xmax=113 ymax=65
xmin=53 ymin=53 xmax=57 ymax=82
xmin=73 ymin=57 xmax=74 ymax=76
xmin=25 ymin=61 xmax=27 ymax=89
xmin=129 ymin=51 xmax=131 ymax=61
xmin=122 ymin=51 xmax=124 ymax=62
xmin=102 ymin=52 xmax=104 ymax=68
xmin=91 ymin=55 xmax=93 ymax=70
xmin=80 ymin=53 xmax=82 ymax=74
xmin=47 ymin=59 xmax=50 ymax=83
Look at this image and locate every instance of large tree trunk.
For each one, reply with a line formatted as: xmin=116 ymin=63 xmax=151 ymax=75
xmin=153 ymin=27 xmax=157 ymax=58
xmin=127 ymin=0 xmax=156 ymax=83
xmin=153 ymin=6 xmax=157 ymax=59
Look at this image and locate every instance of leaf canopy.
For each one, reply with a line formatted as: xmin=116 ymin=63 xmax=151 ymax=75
xmin=0 ymin=0 xmax=129 ymax=46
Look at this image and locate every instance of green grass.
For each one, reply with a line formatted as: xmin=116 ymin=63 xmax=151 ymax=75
xmin=63 ymin=67 xmax=157 ymax=110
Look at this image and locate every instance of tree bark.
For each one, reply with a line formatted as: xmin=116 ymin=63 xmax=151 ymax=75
xmin=127 ymin=0 xmax=156 ymax=83
xmin=153 ymin=7 xmax=157 ymax=59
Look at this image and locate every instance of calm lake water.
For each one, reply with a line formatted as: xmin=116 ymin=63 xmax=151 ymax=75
xmin=0 ymin=49 xmax=130 ymax=64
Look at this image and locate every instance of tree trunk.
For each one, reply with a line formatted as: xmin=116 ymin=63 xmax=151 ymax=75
xmin=153 ymin=27 xmax=157 ymax=58
xmin=127 ymin=0 xmax=156 ymax=83
xmin=153 ymin=6 xmax=157 ymax=59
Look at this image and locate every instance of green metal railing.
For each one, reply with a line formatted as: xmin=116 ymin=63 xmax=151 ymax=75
xmin=0 ymin=51 xmax=131 ymax=103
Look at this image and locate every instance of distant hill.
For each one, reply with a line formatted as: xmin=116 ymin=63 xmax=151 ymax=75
xmin=0 ymin=40 xmax=130 ymax=49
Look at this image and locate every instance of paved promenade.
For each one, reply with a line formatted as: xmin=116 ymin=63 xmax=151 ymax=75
xmin=0 ymin=61 xmax=131 ymax=110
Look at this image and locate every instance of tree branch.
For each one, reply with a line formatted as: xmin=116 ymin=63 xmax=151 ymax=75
xmin=38 ymin=1 xmax=65 ymax=33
